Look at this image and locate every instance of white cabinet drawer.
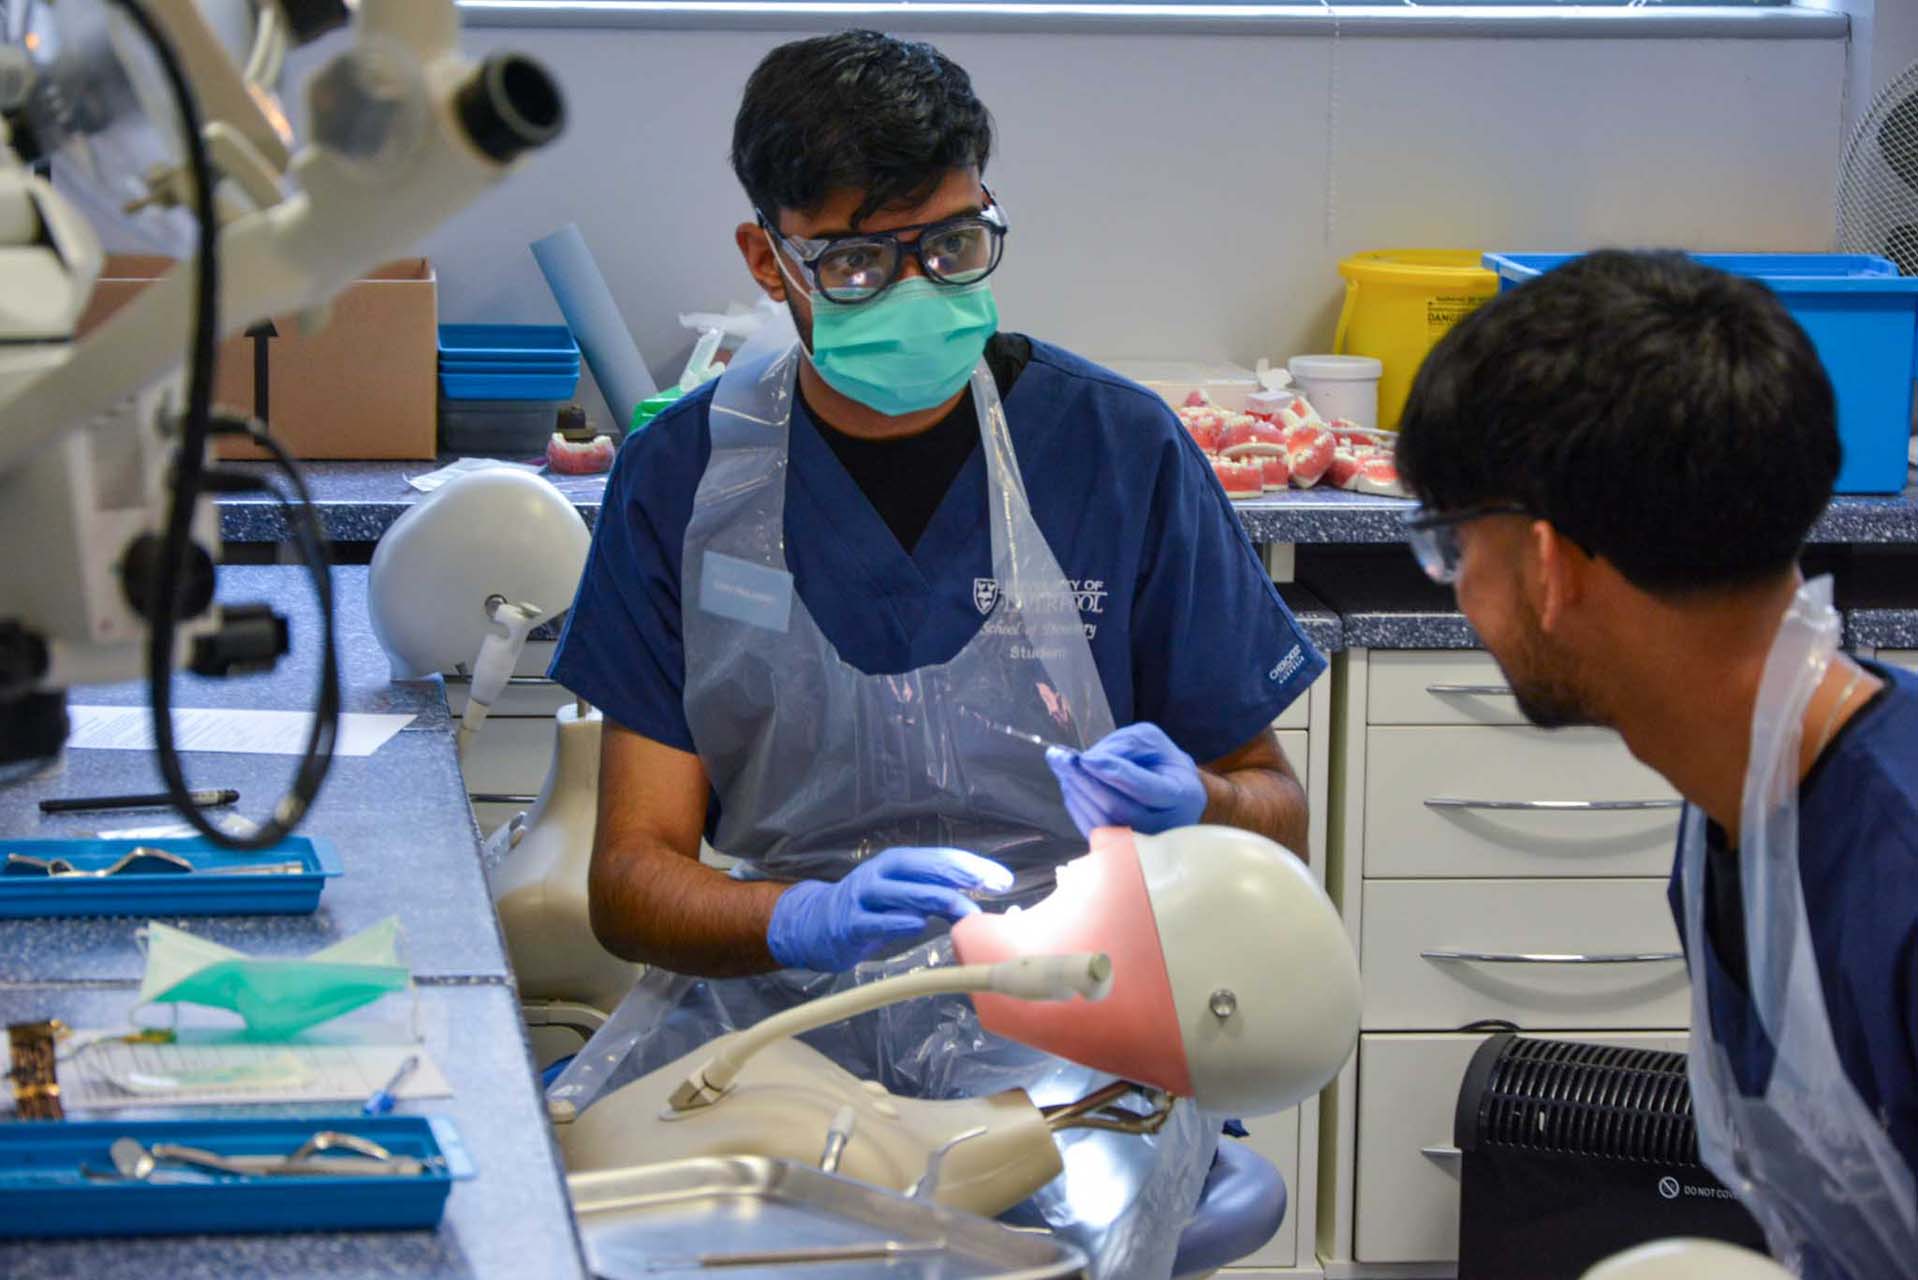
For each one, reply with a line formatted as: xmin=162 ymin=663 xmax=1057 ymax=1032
xmin=1273 ymin=694 xmax=1309 ymax=732
xmin=1353 ymin=1030 xmax=1689 ymax=1264
xmin=1881 ymin=650 xmax=1918 ymax=674
xmin=1274 ymin=729 xmax=1309 ymax=792
xmin=1364 ymin=726 xmax=1680 ymax=879
xmin=1224 ymin=1104 xmax=1301 ymax=1269
xmin=1368 ymin=651 xmax=1523 ymax=726
xmin=442 ymin=641 xmax=570 ymax=717
xmin=459 ymin=715 xmax=557 ymax=797
xmin=517 ymin=640 xmax=559 ymax=678
xmin=445 ymin=678 xmax=574 ymax=719
xmin=1359 ymin=879 xmax=1689 ymax=1031
xmin=471 ymin=800 xmax=523 ymax=839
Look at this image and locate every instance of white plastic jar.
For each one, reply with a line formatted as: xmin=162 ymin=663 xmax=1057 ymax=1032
xmin=1288 ymin=354 xmax=1385 ymax=431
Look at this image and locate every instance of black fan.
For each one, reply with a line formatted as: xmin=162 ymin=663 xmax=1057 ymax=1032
xmin=1839 ymin=64 xmax=1918 ymax=276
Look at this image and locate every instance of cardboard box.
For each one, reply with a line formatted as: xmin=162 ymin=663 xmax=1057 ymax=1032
xmin=77 ymin=255 xmax=439 ymax=460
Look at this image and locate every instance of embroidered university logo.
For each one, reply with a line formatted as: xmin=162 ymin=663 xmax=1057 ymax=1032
xmin=973 ymin=578 xmax=1001 ymax=615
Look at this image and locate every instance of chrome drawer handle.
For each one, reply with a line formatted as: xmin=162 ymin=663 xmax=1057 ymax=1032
xmin=469 ymin=793 xmax=539 ymax=806
xmin=1425 ymin=684 xmax=1514 ymax=696
xmin=1421 ymin=949 xmax=1684 ymax=965
xmin=1420 ymin=1144 xmax=1463 ymax=1163
xmin=444 ymin=675 xmax=556 ymax=687
xmin=1425 ymin=797 xmax=1682 ymax=812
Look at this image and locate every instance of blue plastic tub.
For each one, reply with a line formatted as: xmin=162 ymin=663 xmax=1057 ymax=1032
xmin=440 ymin=370 xmax=579 ymax=401
xmin=1485 ymin=253 xmax=1918 ymax=494
xmin=437 ymin=324 xmax=579 ymax=361
xmin=0 ymin=836 xmax=340 ymax=918
xmin=438 ymin=356 xmax=580 ymax=374
xmin=0 ymin=1116 xmax=471 ymax=1238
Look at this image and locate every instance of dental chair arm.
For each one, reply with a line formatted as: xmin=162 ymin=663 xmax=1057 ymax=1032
xmin=668 ymin=953 xmax=1113 ymax=1111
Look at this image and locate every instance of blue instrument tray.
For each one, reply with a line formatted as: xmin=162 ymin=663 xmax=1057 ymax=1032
xmin=439 ymin=370 xmax=580 ymax=401
xmin=0 ymin=1115 xmax=471 ymax=1238
xmin=438 ymin=356 xmax=581 ymax=374
xmin=437 ymin=323 xmax=580 ymax=360
xmin=0 ymin=836 xmax=340 ymax=918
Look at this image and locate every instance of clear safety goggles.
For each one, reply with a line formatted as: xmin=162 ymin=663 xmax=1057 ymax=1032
xmin=1403 ymin=503 xmax=1528 ymax=584
xmin=760 ymin=191 xmax=1010 ymax=305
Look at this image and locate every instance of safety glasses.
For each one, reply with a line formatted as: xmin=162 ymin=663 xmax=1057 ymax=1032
xmin=1403 ymin=503 xmax=1529 ymax=584
xmin=760 ymin=190 xmax=1010 ymax=305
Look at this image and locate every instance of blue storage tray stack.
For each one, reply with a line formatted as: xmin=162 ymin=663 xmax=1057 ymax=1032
xmin=437 ymin=324 xmax=581 ymax=402
xmin=0 ymin=835 xmax=340 ymax=918
xmin=0 ymin=1116 xmax=472 ymax=1238
xmin=1484 ymin=253 xmax=1918 ymax=495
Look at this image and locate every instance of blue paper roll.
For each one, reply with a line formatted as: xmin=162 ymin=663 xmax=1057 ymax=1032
xmin=530 ymin=224 xmax=658 ymax=431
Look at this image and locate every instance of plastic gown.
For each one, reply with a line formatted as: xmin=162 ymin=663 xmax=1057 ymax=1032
xmin=1679 ymin=577 xmax=1918 ymax=1277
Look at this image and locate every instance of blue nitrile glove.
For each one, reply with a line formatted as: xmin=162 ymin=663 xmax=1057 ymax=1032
xmin=1045 ymin=722 xmax=1207 ymax=837
xmin=766 ymin=846 xmax=1015 ymax=972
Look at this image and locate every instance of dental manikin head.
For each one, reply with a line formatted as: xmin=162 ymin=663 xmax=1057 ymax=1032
xmin=953 ymin=825 xmax=1360 ymax=1117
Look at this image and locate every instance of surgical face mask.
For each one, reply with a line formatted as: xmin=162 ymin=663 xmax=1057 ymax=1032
xmin=771 ymin=235 xmax=1000 ymax=417
xmin=136 ymin=918 xmax=411 ymax=1041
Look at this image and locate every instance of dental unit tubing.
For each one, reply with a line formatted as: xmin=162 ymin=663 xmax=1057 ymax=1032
xmin=669 ymin=953 xmax=1114 ymax=1111
xmin=459 ymin=597 xmax=543 ymax=752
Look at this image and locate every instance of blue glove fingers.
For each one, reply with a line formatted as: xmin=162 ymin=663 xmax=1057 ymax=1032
xmin=1099 ymin=721 xmax=1176 ymax=759
xmin=1065 ymin=756 xmax=1146 ymax=825
xmin=1058 ymin=783 xmax=1106 ymax=837
xmin=863 ymin=877 xmax=981 ymax=922
xmin=875 ymin=846 xmax=1014 ymax=894
xmin=1078 ymin=750 xmax=1183 ymax=809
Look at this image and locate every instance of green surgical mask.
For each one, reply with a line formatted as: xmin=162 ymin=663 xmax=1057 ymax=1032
xmin=137 ymin=918 xmax=411 ymax=1041
xmin=766 ymin=229 xmax=1001 ymax=417
xmin=805 ymin=277 xmax=1000 ymax=417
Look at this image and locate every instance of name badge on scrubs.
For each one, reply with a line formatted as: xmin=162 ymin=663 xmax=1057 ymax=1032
xmin=699 ymin=552 xmax=794 ymax=633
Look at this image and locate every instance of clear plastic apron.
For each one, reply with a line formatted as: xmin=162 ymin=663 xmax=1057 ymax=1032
xmin=550 ymin=319 xmax=1215 ymax=1278
xmin=1680 ymin=577 xmax=1918 ymax=1278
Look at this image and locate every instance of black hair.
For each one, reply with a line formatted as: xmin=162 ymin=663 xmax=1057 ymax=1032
xmin=1396 ymin=249 xmax=1839 ymax=594
xmin=731 ymin=31 xmax=994 ymax=228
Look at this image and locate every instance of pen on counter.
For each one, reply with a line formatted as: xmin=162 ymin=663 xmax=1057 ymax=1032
xmin=39 ymin=789 xmax=240 ymax=815
xmin=362 ymin=1054 xmax=422 ymax=1117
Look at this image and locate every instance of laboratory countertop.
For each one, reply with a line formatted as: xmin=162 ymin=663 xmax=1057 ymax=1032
xmin=1306 ymin=557 xmax=1918 ymax=653
xmin=1278 ymin=585 xmax=1340 ymax=654
xmin=1300 ymin=563 xmax=1483 ymax=651
xmin=2 ymin=568 xmax=510 ymax=982
xmin=214 ymin=459 xmax=1918 ymax=549
xmin=1839 ymin=554 xmax=1918 ymax=651
xmin=0 ymin=983 xmax=589 ymax=1280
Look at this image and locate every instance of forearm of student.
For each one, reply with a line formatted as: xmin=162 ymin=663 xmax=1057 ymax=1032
xmin=589 ymin=838 xmax=787 ymax=976
xmin=1200 ymin=733 xmax=1310 ymax=857
xmin=586 ymin=721 xmax=786 ymax=976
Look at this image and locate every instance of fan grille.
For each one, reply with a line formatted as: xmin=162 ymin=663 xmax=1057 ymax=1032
xmin=1838 ymin=62 xmax=1918 ymax=275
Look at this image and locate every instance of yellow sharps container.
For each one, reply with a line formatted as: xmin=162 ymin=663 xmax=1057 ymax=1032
xmin=1334 ymin=250 xmax=1499 ymax=431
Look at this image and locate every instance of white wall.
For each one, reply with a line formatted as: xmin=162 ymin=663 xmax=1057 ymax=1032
xmin=368 ymin=22 xmax=1847 ymax=411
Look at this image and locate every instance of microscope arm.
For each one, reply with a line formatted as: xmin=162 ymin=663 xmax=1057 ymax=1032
xmin=0 ymin=0 xmax=557 ymax=476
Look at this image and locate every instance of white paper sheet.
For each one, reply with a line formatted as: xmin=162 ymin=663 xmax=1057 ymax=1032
xmin=405 ymin=456 xmax=541 ymax=493
xmin=0 ymin=1034 xmax=450 ymax=1112
xmin=67 ymin=706 xmax=414 ymax=757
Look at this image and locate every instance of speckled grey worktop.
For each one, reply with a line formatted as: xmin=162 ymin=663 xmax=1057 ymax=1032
xmin=0 ymin=567 xmax=585 ymax=1276
xmin=1301 ymin=561 xmax=1482 ymax=651
xmin=0 ymin=983 xmax=588 ymax=1279
xmin=67 ymin=567 xmax=448 ymax=729
xmin=4 ymin=568 xmax=507 ymax=983
xmin=1839 ymin=552 xmax=1918 ymax=651
xmin=1278 ymin=585 xmax=1341 ymax=655
xmin=218 ymin=459 xmax=1918 ymax=548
